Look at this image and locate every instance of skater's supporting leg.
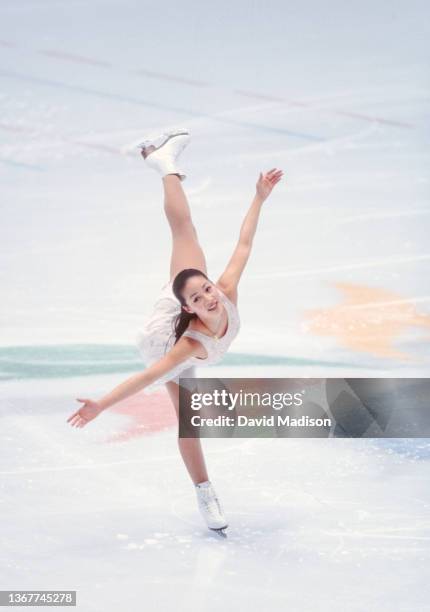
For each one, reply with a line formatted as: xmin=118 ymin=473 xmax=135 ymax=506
xmin=165 ymin=380 xmax=209 ymax=485
xmin=162 ymin=175 xmax=208 ymax=281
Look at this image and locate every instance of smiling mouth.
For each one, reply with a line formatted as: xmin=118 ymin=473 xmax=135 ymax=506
xmin=208 ymin=301 xmax=218 ymax=311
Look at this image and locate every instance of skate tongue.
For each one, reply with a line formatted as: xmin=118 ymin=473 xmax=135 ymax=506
xmin=196 ymin=480 xmax=211 ymax=489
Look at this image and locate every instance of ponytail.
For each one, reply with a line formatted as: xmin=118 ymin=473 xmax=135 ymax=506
xmin=173 ymin=309 xmax=197 ymax=344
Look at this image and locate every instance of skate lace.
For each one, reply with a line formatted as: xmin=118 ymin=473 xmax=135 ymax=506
xmin=199 ymin=489 xmax=222 ymax=518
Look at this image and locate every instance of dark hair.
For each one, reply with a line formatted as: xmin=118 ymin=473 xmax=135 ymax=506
xmin=171 ymin=268 xmax=210 ymax=345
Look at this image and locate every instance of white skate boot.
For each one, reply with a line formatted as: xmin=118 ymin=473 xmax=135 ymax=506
xmin=138 ymin=128 xmax=190 ymax=181
xmin=195 ymin=480 xmax=228 ymax=536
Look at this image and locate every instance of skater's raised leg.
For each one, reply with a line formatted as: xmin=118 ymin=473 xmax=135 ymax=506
xmin=140 ymin=128 xmax=207 ymax=280
xmin=162 ymin=175 xmax=207 ymax=281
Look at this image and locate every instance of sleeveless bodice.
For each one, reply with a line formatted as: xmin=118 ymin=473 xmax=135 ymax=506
xmin=181 ymin=290 xmax=240 ymax=365
xmin=136 ymin=284 xmax=240 ymax=391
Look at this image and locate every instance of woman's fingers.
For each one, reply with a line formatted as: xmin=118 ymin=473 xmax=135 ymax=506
xmin=259 ymin=169 xmax=283 ymax=188
xmin=267 ymin=172 xmax=283 ymax=185
xmin=68 ymin=409 xmax=86 ymax=426
xmin=67 ymin=399 xmax=86 ymax=425
xmin=265 ymin=169 xmax=283 ymax=179
xmin=66 ymin=412 xmax=77 ymax=423
xmin=67 ymin=397 xmax=94 ymax=428
xmin=269 ymin=172 xmax=283 ymax=181
xmin=74 ymin=417 xmax=86 ymax=428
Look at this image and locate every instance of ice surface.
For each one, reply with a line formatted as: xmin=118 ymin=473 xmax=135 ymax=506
xmin=1 ymin=375 xmax=429 ymax=611
xmin=1 ymin=0 xmax=429 ymax=609
xmin=0 ymin=0 xmax=429 ymax=370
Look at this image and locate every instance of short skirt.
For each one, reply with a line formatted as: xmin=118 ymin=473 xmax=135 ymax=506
xmin=136 ymin=280 xmax=196 ymax=391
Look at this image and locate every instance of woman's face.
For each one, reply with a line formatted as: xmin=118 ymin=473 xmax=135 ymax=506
xmin=181 ymin=276 xmax=222 ymax=317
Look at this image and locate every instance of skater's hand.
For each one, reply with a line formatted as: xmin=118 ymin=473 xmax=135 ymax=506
xmin=256 ymin=168 xmax=283 ymax=201
xmin=67 ymin=398 xmax=104 ymax=428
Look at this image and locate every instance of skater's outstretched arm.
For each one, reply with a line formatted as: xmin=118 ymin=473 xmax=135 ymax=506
xmin=217 ymin=168 xmax=283 ymax=293
xmin=66 ymin=337 xmax=201 ymax=428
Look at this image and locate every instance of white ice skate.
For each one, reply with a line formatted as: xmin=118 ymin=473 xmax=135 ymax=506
xmin=138 ymin=127 xmax=190 ymax=181
xmin=195 ymin=481 xmax=228 ymax=537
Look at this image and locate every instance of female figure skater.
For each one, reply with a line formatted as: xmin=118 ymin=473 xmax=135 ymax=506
xmin=67 ymin=128 xmax=283 ymax=535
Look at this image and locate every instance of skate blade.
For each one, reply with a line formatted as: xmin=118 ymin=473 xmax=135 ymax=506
xmin=121 ymin=128 xmax=190 ymax=155
xmin=210 ymin=527 xmax=228 ymax=538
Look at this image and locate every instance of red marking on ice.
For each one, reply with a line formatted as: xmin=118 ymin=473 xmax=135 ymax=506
xmin=39 ymin=49 xmax=112 ymax=68
xmin=234 ymin=89 xmax=306 ymax=105
xmin=334 ymin=110 xmax=413 ymax=128
xmin=0 ymin=122 xmax=121 ymax=156
xmin=234 ymin=92 xmax=412 ymax=127
xmin=103 ymin=389 xmax=177 ymax=443
xmin=134 ymin=68 xmax=209 ymax=87
xmin=3 ymin=40 xmax=415 ymax=130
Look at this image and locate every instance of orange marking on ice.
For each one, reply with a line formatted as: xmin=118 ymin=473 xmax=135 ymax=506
xmin=305 ymin=283 xmax=430 ymax=360
xmin=104 ymin=389 xmax=177 ymax=443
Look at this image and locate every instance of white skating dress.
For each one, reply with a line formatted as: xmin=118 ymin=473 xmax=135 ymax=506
xmin=136 ymin=280 xmax=240 ymax=393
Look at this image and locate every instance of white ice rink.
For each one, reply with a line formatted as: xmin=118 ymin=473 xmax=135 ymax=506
xmin=1 ymin=1 xmax=429 ymax=610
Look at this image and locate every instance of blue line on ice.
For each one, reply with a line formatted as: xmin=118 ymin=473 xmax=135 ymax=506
xmin=0 ymin=70 xmax=325 ymax=142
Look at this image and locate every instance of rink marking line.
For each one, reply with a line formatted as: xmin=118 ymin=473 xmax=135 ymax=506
xmin=2 ymin=39 xmax=414 ymax=128
xmin=133 ymin=68 xmax=210 ymax=88
xmin=0 ymin=122 xmax=125 ymax=157
xmin=0 ymin=157 xmax=44 ymax=171
xmin=0 ymin=108 xmax=401 ymax=173
xmin=212 ymin=121 xmax=380 ymax=165
xmin=0 ymin=107 xmax=360 ymax=165
xmin=233 ymin=89 xmax=296 ymax=104
xmin=39 ymin=49 xmax=112 ymax=68
xmin=251 ymin=253 xmax=430 ymax=279
xmin=333 ymin=109 xmax=412 ymax=128
xmin=0 ymin=70 xmax=325 ymax=142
